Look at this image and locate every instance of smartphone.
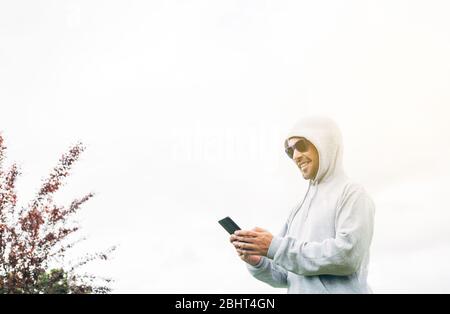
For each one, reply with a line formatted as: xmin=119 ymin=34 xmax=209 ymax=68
xmin=218 ymin=216 xmax=241 ymax=235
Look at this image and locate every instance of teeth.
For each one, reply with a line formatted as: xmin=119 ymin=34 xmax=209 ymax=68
xmin=299 ymin=162 xmax=309 ymax=170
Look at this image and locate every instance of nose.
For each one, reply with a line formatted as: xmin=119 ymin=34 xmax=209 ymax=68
xmin=292 ymin=149 xmax=304 ymax=161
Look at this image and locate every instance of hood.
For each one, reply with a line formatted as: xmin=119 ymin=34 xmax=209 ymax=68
xmin=285 ymin=115 xmax=345 ymax=185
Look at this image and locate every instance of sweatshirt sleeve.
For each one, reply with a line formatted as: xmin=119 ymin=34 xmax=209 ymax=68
xmin=267 ymin=186 xmax=375 ymax=276
xmin=245 ymin=222 xmax=289 ymax=288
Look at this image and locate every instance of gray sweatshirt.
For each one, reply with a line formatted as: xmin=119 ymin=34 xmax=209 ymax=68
xmin=246 ymin=116 xmax=375 ymax=294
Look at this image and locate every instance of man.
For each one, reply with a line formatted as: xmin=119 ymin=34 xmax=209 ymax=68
xmin=230 ymin=115 xmax=375 ymax=293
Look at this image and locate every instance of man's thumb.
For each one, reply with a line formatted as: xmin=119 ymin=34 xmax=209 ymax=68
xmin=252 ymin=227 xmax=266 ymax=232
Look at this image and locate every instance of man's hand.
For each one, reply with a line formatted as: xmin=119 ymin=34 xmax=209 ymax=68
xmin=237 ymin=251 xmax=262 ymax=266
xmin=230 ymin=227 xmax=273 ymax=258
xmin=229 ymin=227 xmax=263 ymax=266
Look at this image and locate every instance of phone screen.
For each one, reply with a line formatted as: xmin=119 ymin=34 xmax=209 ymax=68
xmin=218 ymin=216 xmax=241 ymax=234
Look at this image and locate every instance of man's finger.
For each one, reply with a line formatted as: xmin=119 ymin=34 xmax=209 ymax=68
xmin=234 ymin=242 xmax=258 ymax=251
xmin=234 ymin=230 xmax=258 ymax=237
xmin=236 ymin=236 xmax=257 ymax=243
xmin=237 ymin=248 xmax=259 ymax=255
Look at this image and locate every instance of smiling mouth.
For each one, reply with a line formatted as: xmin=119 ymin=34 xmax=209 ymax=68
xmin=297 ymin=161 xmax=310 ymax=171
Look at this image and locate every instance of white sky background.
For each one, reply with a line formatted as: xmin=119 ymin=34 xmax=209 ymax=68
xmin=1 ymin=0 xmax=450 ymax=293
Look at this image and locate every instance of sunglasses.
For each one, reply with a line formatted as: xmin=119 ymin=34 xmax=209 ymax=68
xmin=285 ymin=139 xmax=309 ymax=159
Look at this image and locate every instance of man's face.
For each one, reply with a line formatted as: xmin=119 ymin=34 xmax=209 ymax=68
xmin=286 ymin=137 xmax=319 ymax=180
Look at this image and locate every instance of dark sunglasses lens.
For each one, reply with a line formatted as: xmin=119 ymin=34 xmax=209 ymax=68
xmin=285 ymin=147 xmax=294 ymax=159
xmin=285 ymin=140 xmax=308 ymax=158
xmin=295 ymin=140 xmax=307 ymax=153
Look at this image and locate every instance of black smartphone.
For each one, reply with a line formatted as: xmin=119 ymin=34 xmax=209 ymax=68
xmin=218 ymin=216 xmax=241 ymax=235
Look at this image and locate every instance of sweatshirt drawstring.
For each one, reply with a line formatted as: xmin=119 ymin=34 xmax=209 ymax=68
xmin=304 ymin=183 xmax=319 ymax=220
xmin=287 ymin=181 xmax=311 ymax=234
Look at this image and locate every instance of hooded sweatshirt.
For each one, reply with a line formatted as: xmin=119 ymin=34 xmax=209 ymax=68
xmin=246 ymin=115 xmax=375 ymax=294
